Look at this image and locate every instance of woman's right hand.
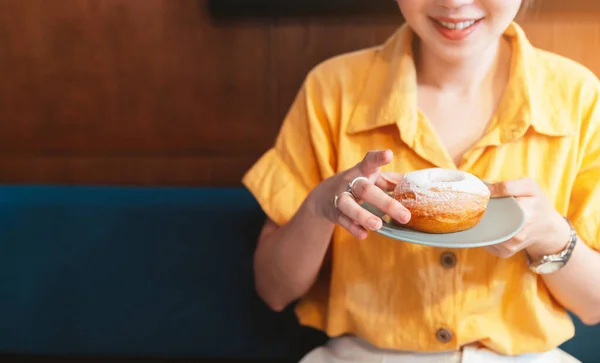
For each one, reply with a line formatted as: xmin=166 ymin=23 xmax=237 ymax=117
xmin=313 ymin=149 xmax=412 ymax=240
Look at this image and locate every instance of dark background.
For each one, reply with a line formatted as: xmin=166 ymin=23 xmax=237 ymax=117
xmin=207 ymin=0 xmax=599 ymax=18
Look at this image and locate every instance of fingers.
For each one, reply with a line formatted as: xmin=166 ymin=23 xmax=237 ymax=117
xmin=485 ymin=245 xmax=504 ymax=258
xmin=351 ymin=150 xmax=393 ymax=178
xmin=336 ymin=191 xmax=383 ymax=232
xmin=333 ymin=150 xmax=402 ymax=238
xmin=351 ymin=177 xmax=411 ymax=224
xmin=488 ymin=178 xmax=539 ymax=198
xmin=375 ymin=171 xmax=404 ymax=191
xmin=486 ymin=230 xmax=529 ymax=258
xmin=336 ymin=212 xmax=369 ymax=240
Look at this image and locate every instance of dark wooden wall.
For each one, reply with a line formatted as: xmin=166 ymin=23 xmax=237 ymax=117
xmin=0 ymin=0 xmax=598 ymax=186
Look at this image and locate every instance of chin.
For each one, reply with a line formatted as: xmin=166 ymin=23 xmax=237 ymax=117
xmin=423 ymin=30 xmax=497 ymax=65
xmin=422 ymin=39 xmax=483 ymax=64
xmin=435 ymin=46 xmax=482 ymax=64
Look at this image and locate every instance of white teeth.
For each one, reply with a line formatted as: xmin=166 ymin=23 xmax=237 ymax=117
xmin=438 ymin=20 xmax=476 ymax=30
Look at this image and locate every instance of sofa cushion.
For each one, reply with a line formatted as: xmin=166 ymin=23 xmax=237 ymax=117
xmin=0 ymin=186 xmax=307 ymax=359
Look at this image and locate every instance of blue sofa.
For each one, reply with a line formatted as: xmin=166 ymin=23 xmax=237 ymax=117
xmin=0 ymin=185 xmax=597 ymax=362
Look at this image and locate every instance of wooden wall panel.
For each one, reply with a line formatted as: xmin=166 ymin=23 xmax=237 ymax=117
xmin=270 ymin=19 xmax=398 ymax=122
xmin=0 ymin=0 xmax=273 ymax=154
xmin=0 ymin=1 xmax=598 ymax=186
xmin=521 ymin=15 xmax=600 ymax=77
xmin=0 ymin=0 xmax=273 ymax=186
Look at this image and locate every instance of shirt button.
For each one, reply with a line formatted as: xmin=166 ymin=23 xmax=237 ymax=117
xmin=440 ymin=252 xmax=457 ymax=268
xmin=436 ymin=328 xmax=453 ymax=343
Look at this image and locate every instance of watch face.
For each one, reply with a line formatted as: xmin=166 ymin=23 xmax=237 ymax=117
xmin=535 ymin=261 xmax=566 ymax=274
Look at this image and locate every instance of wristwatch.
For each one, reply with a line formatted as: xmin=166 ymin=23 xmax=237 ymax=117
xmin=527 ymin=217 xmax=578 ymax=275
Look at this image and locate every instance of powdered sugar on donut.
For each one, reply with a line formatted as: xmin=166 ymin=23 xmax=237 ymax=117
xmin=393 ymin=168 xmax=490 ymax=219
xmin=401 ymin=168 xmax=489 ymax=197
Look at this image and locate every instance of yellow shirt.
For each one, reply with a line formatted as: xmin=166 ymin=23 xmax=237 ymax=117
xmin=242 ymin=22 xmax=600 ymax=355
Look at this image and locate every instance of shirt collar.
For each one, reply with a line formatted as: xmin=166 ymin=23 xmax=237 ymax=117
xmin=346 ymin=22 xmax=575 ymax=139
xmin=346 ymin=24 xmax=417 ymax=135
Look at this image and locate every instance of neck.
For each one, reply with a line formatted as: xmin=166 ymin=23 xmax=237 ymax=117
xmin=414 ymin=37 xmax=511 ymax=93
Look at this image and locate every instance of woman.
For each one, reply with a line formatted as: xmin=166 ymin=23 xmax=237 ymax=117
xmin=242 ymin=0 xmax=600 ymax=361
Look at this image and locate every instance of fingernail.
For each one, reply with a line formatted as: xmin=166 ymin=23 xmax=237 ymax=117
xmin=368 ymin=218 xmax=381 ymax=230
xmin=398 ymin=211 xmax=410 ymax=224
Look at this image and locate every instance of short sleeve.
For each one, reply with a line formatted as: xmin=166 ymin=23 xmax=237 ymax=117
xmin=568 ymin=88 xmax=600 ymax=251
xmin=242 ymin=71 xmax=337 ymax=226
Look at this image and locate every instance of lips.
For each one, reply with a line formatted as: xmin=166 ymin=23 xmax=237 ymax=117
xmin=430 ymin=17 xmax=483 ymax=41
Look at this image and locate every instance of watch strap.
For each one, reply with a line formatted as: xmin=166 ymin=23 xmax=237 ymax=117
xmin=528 ymin=217 xmax=577 ymax=274
xmin=559 ymin=217 xmax=577 ymax=260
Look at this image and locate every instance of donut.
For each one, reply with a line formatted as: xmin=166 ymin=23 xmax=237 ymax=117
xmin=392 ymin=168 xmax=490 ymax=234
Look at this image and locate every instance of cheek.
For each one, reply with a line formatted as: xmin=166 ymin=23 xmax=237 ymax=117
xmin=486 ymin=0 xmax=522 ymax=20
xmin=396 ymin=0 xmax=425 ymax=22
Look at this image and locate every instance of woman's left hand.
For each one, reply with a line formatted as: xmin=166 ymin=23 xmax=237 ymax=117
xmin=485 ymin=179 xmax=572 ymax=260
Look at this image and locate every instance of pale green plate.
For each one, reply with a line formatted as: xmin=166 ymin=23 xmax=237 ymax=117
xmin=361 ymin=196 xmax=526 ymax=248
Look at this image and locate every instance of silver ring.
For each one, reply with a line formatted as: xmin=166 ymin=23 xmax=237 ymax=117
xmin=347 ymin=176 xmax=369 ymax=199
xmin=333 ymin=191 xmax=354 ymax=209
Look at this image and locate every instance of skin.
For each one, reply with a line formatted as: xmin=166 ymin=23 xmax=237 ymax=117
xmin=252 ymin=0 xmax=600 ymax=326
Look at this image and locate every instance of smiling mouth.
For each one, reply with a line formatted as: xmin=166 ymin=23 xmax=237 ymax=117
xmin=432 ymin=18 xmax=483 ymax=30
